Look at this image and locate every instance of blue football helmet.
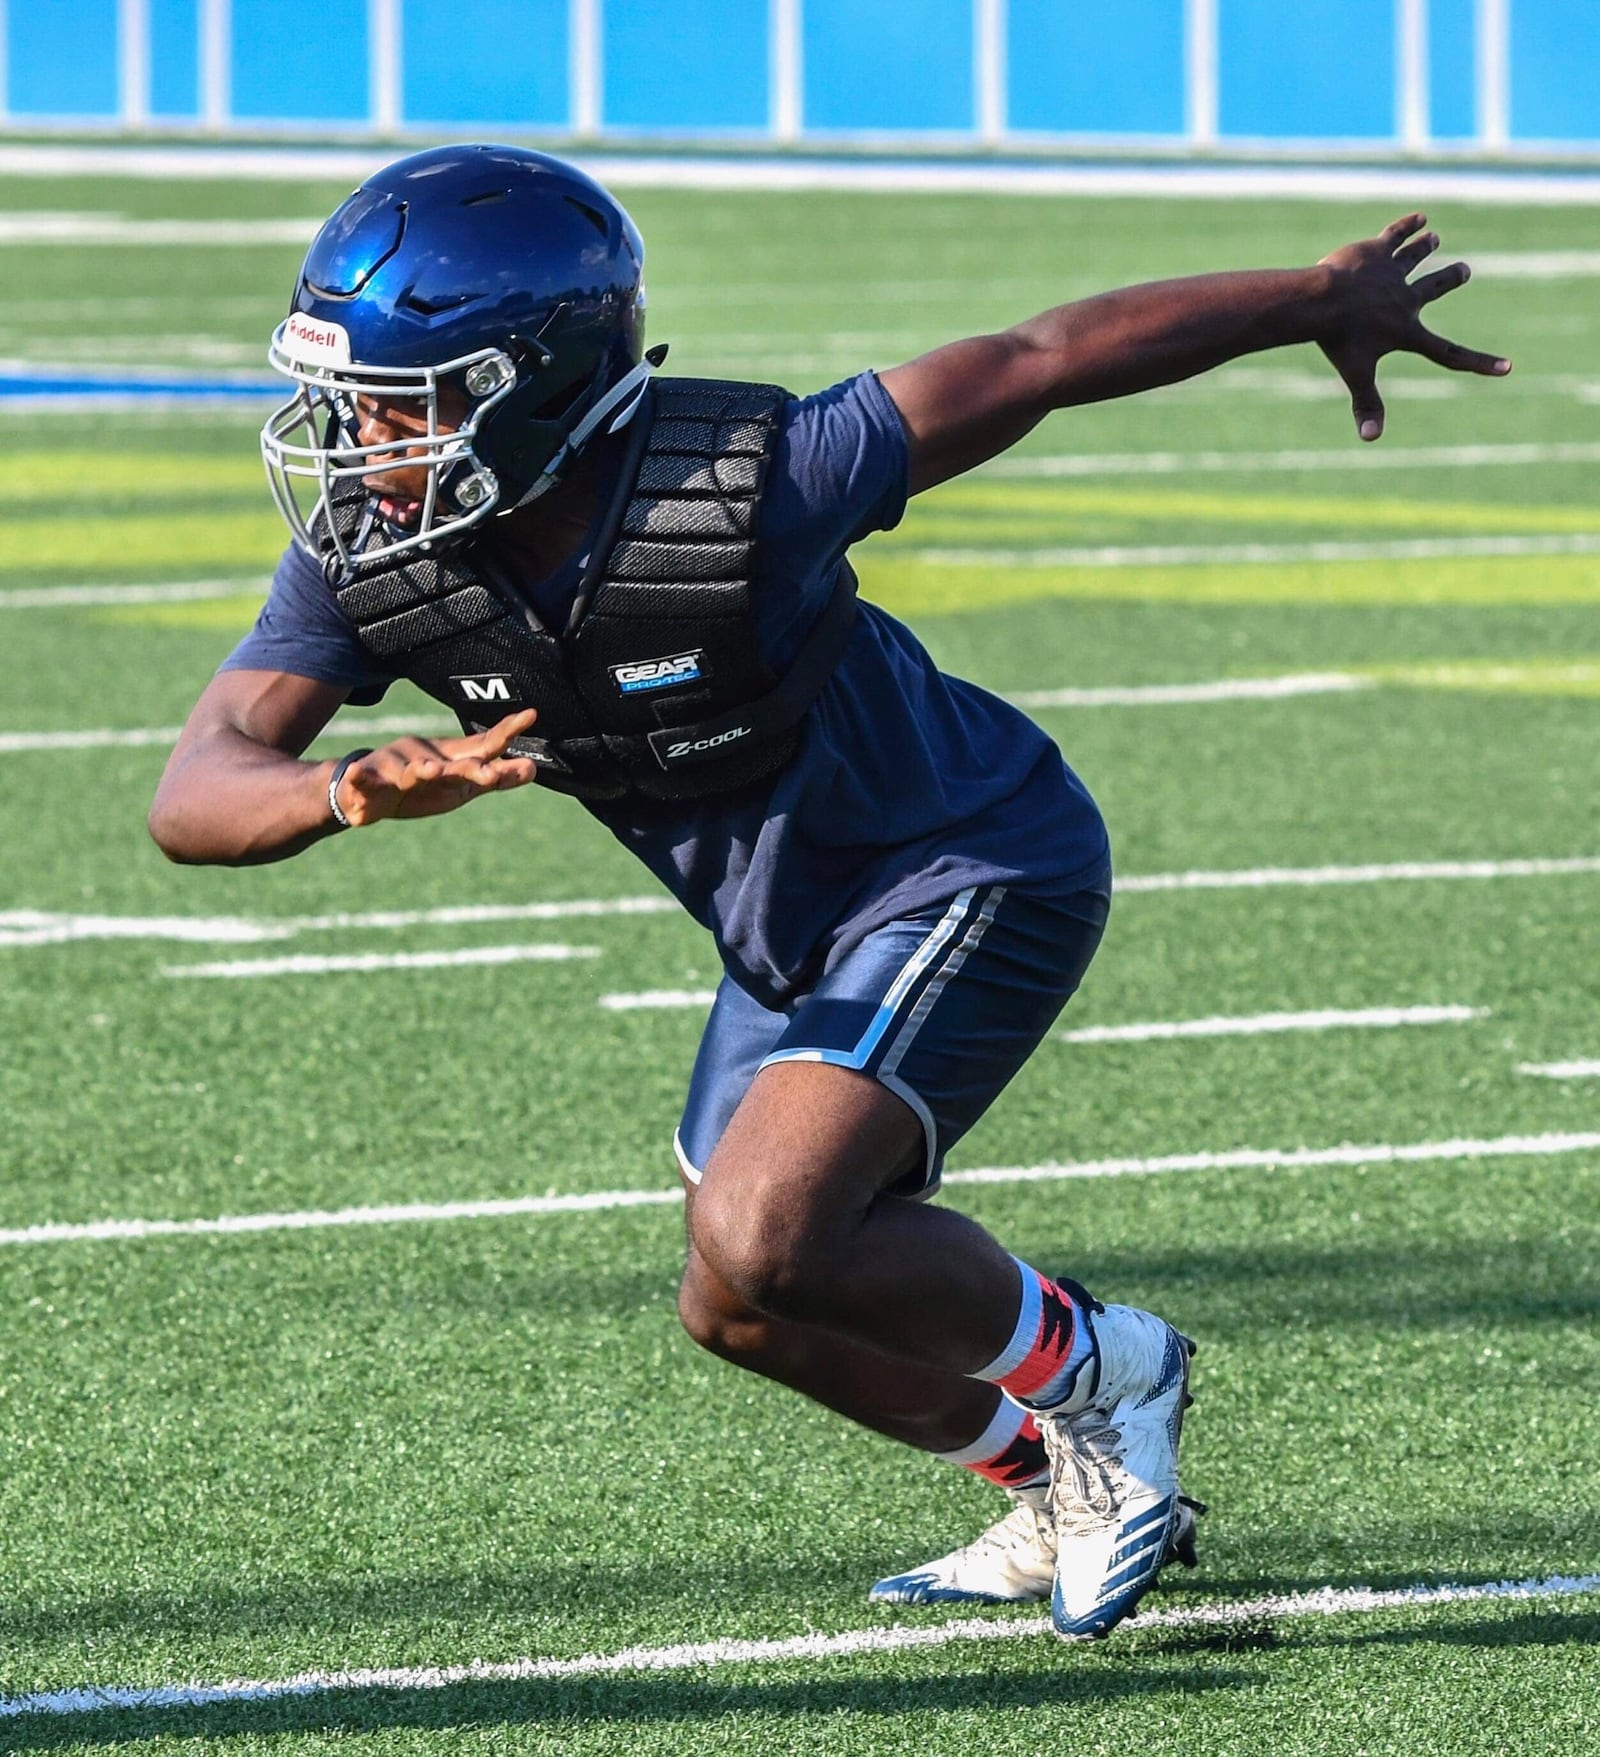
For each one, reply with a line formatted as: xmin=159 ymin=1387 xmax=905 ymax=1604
xmin=262 ymin=143 xmax=651 ymax=570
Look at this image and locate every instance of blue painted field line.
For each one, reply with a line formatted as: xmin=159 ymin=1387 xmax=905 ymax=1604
xmin=0 ymin=371 xmax=277 ymax=400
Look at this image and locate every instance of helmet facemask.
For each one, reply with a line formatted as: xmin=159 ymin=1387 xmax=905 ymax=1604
xmin=262 ymin=314 xmax=519 ymax=573
xmin=262 ymin=310 xmax=656 ymax=576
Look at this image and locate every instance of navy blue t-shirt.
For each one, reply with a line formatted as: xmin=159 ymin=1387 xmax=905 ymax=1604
xmin=223 ymin=371 xmax=1109 ymax=1006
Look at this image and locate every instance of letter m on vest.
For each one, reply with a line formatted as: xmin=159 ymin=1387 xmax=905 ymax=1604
xmin=456 ymin=675 xmax=512 ymax=703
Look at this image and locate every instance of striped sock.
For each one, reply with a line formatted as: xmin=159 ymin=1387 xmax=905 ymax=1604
xmin=934 ymin=1395 xmax=1049 ymax=1491
xmin=972 ymin=1258 xmax=1096 ymax=1412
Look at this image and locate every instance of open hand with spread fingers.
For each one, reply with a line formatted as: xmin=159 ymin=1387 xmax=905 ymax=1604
xmin=1315 ymin=212 xmax=1511 ymax=442
xmin=333 ymin=708 xmax=540 ymax=826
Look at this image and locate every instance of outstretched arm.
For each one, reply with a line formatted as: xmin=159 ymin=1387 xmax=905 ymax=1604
xmin=149 ymin=668 xmax=537 ymax=866
xmin=879 ymin=214 xmax=1510 ymax=495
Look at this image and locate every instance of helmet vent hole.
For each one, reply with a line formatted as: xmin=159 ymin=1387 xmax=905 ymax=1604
xmin=402 ymin=290 xmax=475 ymax=317
xmin=463 ymin=189 xmax=510 ymax=207
xmin=563 ymin=196 xmax=610 ymax=237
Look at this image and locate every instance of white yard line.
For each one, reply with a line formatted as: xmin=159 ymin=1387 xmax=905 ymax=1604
xmin=1518 ymin=1060 xmax=1600 ymax=1079
xmin=0 ymin=714 xmax=455 ymax=754
xmin=1 ymin=1571 xmax=1595 ymax=1722
xmin=909 ymin=533 xmax=1600 ymax=568
xmin=0 ymin=897 xmax=676 ymax=948
xmin=0 ymin=579 xmax=266 ymax=609
xmin=0 ymin=1188 xmax=687 ymax=1247
xmin=599 ymin=998 xmax=1483 ymax=1034
xmin=280 ymin=897 xmax=679 ymax=931
xmin=1010 ymin=672 xmax=1370 ymax=708
xmin=3 ymin=859 xmax=1595 ymax=950
xmin=2 ymin=1131 xmax=1596 ymax=1249
xmin=11 ymin=658 xmax=1594 ymax=753
xmin=986 ymin=440 xmax=1600 ymax=478
xmin=600 ymin=989 xmax=719 ymax=1011
xmin=1058 ymin=1005 xmax=1484 ymax=1044
xmin=943 ymin=1132 xmax=1600 ymax=1188
xmin=0 ymin=675 xmax=1374 ymax=753
xmin=1114 ymin=855 xmax=1600 ymax=893
xmin=1 ymin=725 xmax=206 ymax=753
xmin=160 ymin=945 xmax=599 ymax=979
xmin=0 ymin=213 xmax=322 ymax=245
xmin=1471 ymin=251 xmax=1600 ymax=278
xmin=8 ymin=144 xmax=1600 ymax=205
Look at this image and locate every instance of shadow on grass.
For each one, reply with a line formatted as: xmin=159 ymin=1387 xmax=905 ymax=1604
xmin=7 ymin=1505 xmax=1594 ymax=1656
xmin=0 ymin=1550 xmax=893 ymax=1649
xmin=0 ymin=1661 xmax=1257 ymax=1749
xmin=163 ymin=1231 xmax=1596 ymax=1337
xmin=1151 ymin=1604 xmax=1600 ymax=1662
xmin=1013 ymin=1238 xmax=1600 ymax=1337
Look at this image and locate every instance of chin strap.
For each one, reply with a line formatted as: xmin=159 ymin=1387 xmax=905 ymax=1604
xmin=507 ymin=354 xmax=659 ymax=513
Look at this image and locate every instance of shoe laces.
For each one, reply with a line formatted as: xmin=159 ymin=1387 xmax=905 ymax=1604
xmin=1048 ymin=1413 xmax=1126 ymax=1538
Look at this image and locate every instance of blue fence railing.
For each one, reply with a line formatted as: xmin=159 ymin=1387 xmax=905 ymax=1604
xmin=7 ymin=0 xmax=1600 ymax=153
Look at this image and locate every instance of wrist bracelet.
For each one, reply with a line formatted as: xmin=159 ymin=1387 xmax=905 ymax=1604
xmin=327 ymin=749 xmax=373 ymax=830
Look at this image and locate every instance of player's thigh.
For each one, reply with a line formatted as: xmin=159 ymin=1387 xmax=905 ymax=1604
xmin=676 ymin=978 xmax=919 ymax=1306
xmin=677 ymin=969 xmax=919 ymax=1223
xmin=675 ymin=970 xmax=790 ymax=1191
xmin=692 ymin=877 xmax=1109 ymax=1222
xmin=758 ymin=878 xmax=1109 ymax=1198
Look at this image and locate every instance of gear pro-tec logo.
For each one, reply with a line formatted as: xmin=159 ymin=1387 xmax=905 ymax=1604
xmin=610 ymin=651 xmax=707 ymax=696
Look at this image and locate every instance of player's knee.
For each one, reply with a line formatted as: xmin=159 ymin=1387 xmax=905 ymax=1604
xmin=687 ymin=1176 xmax=827 ymax=1323
xmin=676 ymin=1258 xmax=770 ymax=1363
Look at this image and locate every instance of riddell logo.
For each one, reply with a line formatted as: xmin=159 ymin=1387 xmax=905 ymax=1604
xmin=282 ymin=312 xmax=352 ymax=367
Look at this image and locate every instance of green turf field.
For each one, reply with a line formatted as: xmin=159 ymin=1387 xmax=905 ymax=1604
xmin=0 ymin=162 xmax=1597 ymax=1755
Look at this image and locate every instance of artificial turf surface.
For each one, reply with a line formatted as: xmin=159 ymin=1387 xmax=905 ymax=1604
xmin=0 ymin=157 xmax=1596 ymax=1753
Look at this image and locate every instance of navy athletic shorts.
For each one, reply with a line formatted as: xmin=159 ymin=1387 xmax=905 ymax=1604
xmin=674 ymin=873 xmax=1111 ymax=1197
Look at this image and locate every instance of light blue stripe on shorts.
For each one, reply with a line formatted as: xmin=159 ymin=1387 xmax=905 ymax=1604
xmin=675 ymin=875 xmax=1109 ymax=1196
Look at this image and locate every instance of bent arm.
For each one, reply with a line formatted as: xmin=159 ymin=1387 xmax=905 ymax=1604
xmin=149 ymin=671 xmax=541 ymax=865
xmin=149 ymin=669 xmax=352 ymax=865
xmin=881 ymin=215 xmax=1508 ymax=493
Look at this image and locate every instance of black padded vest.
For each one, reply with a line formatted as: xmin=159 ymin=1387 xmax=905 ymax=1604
xmin=320 ymin=377 xmax=857 ymax=803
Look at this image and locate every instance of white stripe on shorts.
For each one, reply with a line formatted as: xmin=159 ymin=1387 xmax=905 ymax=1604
xmin=758 ymin=888 xmax=981 ymax=1079
xmin=878 ymin=887 xmax=1005 ymax=1080
xmin=846 ymin=887 xmax=981 ymax=1069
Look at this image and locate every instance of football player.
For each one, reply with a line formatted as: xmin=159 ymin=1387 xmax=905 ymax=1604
xmin=151 ymin=146 xmax=1506 ymax=1636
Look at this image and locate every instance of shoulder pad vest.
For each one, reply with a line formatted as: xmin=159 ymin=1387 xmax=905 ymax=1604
xmin=320 ymin=377 xmax=857 ymax=803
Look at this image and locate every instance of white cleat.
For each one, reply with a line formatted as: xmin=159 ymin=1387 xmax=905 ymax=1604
xmin=1039 ymin=1299 xmax=1196 ymax=1640
xmin=869 ymin=1486 xmax=1055 ymax=1605
xmin=869 ymin=1483 xmax=1202 ymax=1608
